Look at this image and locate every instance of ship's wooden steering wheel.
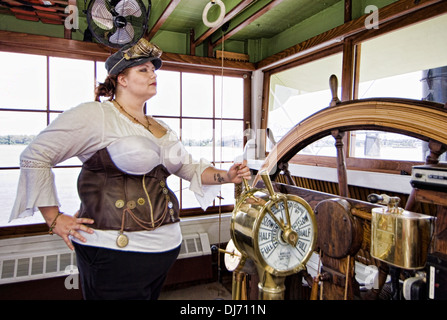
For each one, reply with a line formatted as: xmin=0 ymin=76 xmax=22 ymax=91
xmin=248 ymin=75 xmax=447 ymax=300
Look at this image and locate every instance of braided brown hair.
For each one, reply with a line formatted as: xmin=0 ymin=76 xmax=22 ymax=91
xmin=95 ymin=74 xmax=117 ymax=101
xmin=94 ymin=69 xmax=129 ymax=101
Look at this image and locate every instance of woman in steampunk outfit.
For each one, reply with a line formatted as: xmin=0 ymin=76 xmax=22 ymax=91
xmin=10 ymin=39 xmax=251 ymax=300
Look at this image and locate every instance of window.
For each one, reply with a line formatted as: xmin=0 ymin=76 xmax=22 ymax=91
xmin=150 ymin=70 xmax=246 ymax=209
xmin=0 ymin=53 xmax=98 ymax=227
xmin=265 ymin=13 xmax=447 ymax=167
xmin=352 ymin=13 xmax=447 ymax=162
xmin=267 ymin=52 xmax=343 ymax=154
xmin=0 ymin=51 xmax=248 ymax=230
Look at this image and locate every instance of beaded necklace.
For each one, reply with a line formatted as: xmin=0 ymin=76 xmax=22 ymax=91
xmin=113 ymin=99 xmax=152 ymax=133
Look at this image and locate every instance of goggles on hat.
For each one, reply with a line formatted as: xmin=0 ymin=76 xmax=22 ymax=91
xmin=124 ymin=38 xmax=162 ymax=60
xmin=108 ymin=38 xmax=163 ymax=75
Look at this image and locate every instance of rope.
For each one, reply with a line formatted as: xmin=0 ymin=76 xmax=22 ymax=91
xmin=217 ymin=29 xmax=225 ymax=286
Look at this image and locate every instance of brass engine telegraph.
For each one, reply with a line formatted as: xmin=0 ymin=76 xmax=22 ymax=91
xmin=229 ymin=171 xmax=317 ymax=300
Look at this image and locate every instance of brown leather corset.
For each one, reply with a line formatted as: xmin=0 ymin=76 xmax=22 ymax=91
xmin=77 ymin=148 xmax=180 ymax=232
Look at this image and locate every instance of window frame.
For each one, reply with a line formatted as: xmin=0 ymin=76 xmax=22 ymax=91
xmin=0 ymin=35 xmax=252 ymax=238
xmin=151 ymin=65 xmax=250 ymax=215
xmin=261 ymin=9 xmax=447 ymax=177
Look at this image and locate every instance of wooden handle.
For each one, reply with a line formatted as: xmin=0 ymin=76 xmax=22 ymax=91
xmin=310 ymin=276 xmax=320 ymax=300
xmin=329 ymin=74 xmax=340 ymax=106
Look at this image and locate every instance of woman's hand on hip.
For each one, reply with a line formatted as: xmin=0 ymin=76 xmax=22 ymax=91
xmin=40 ymin=206 xmax=95 ymax=251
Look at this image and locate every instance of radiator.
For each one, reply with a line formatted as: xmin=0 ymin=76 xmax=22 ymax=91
xmin=0 ymin=232 xmax=211 ymax=284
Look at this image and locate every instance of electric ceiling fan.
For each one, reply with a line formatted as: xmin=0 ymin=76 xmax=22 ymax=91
xmin=86 ymin=0 xmax=151 ymax=48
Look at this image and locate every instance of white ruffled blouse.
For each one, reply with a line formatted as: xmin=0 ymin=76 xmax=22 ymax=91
xmin=9 ymin=100 xmax=221 ymax=253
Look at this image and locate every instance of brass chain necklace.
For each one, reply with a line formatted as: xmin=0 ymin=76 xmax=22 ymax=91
xmin=113 ymin=99 xmax=152 ymax=133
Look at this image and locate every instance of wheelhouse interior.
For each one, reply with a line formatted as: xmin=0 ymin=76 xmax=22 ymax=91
xmin=0 ymin=0 xmax=446 ymax=302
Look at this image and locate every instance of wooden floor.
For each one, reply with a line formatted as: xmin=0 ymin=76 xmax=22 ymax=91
xmin=159 ymin=280 xmax=232 ymax=300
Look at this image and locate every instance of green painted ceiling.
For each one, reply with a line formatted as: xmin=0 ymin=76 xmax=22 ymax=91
xmin=226 ymin=0 xmax=340 ymax=40
xmin=0 ymin=0 xmax=397 ymax=62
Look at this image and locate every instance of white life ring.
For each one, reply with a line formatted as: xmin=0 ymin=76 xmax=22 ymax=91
xmin=202 ymin=0 xmax=226 ymax=28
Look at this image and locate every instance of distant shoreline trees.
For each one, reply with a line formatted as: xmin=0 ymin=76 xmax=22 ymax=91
xmin=0 ymin=135 xmax=35 ymax=145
